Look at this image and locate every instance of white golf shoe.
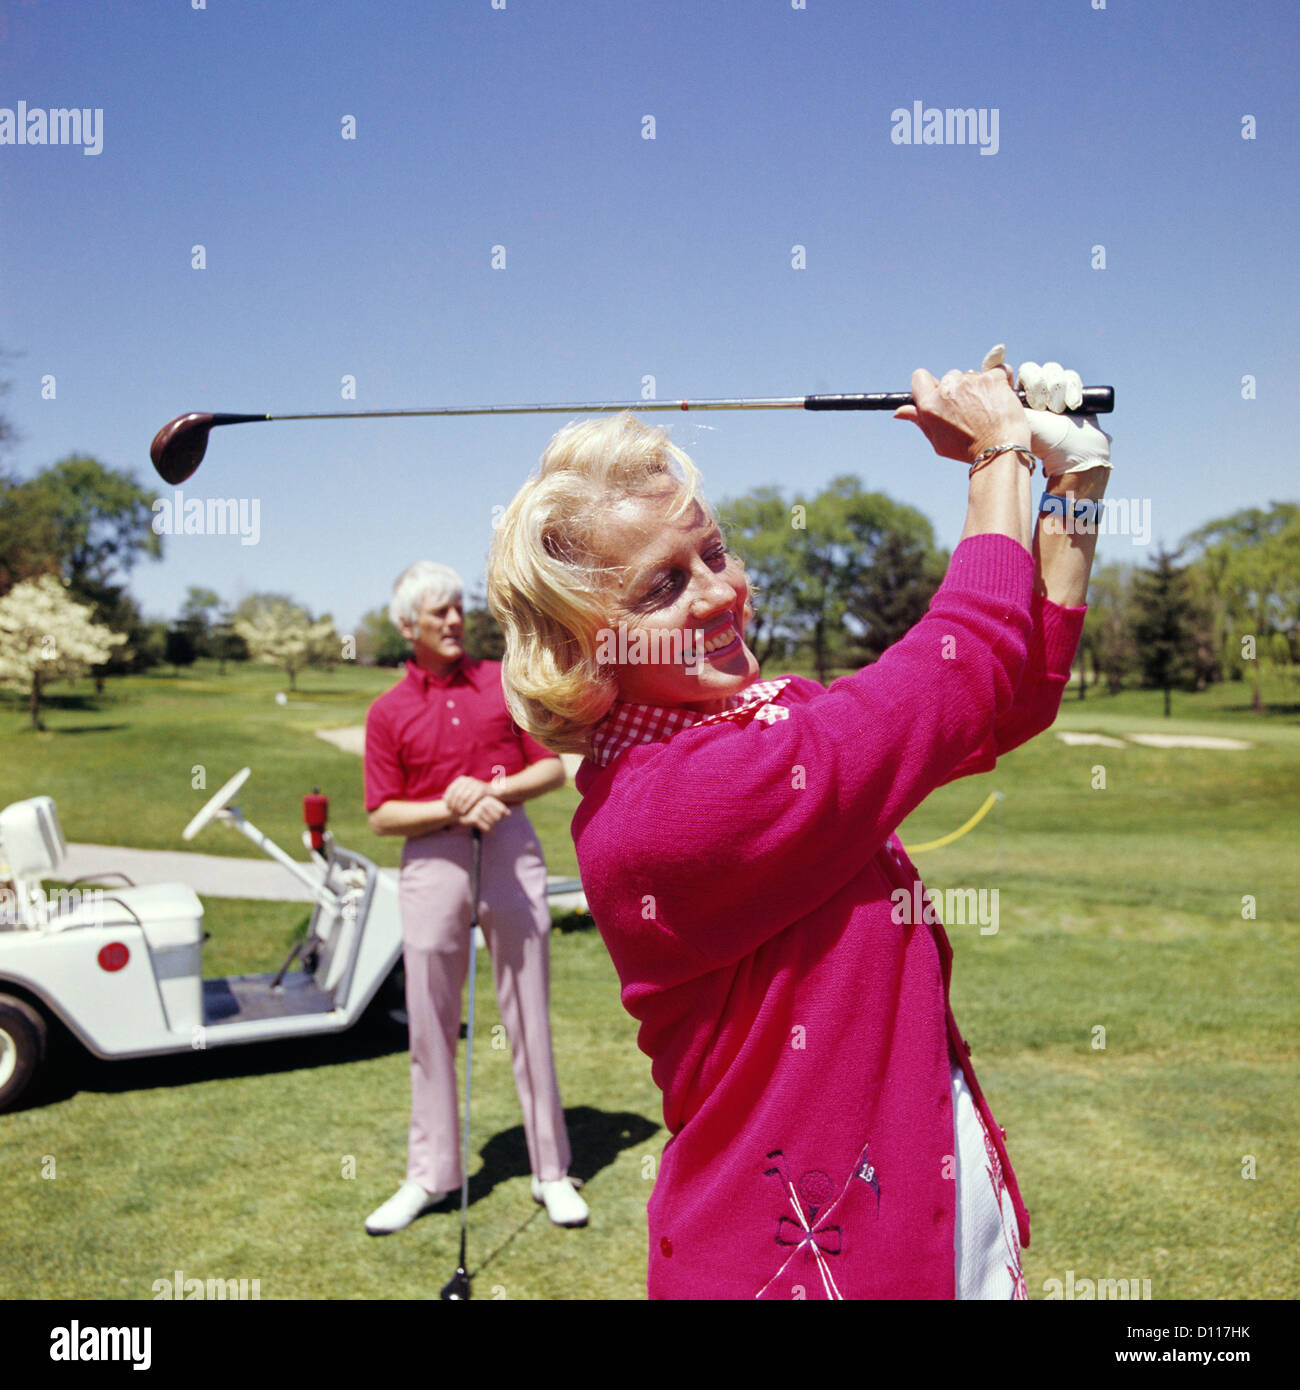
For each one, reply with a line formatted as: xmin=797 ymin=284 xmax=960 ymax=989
xmin=365 ymin=1182 xmax=449 ymax=1235
xmin=531 ymin=1175 xmax=589 ymax=1228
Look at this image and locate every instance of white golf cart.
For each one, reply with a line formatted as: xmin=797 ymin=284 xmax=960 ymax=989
xmin=0 ymin=769 xmax=407 ymax=1112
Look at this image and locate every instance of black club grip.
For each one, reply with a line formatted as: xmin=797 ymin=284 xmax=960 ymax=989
xmin=805 ymin=386 xmax=1114 ymax=414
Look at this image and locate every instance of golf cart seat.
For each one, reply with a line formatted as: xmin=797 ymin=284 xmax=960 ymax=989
xmin=0 ymin=793 xmax=200 ymax=928
xmin=0 ymin=792 xmax=202 ymax=920
xmin=0 ymin=795 xmax=205 ymax=1032
xmin=4 ymin=794 xmax=157 ymax=907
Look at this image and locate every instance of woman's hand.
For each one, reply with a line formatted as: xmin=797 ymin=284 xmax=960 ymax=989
xmin=1017 ymin=359 xmax=1113 ymax=477
xmin=893 ymin=355 xmax=1029 ymax=464
xmin=457 ymin=794 xmax=511 ymax=833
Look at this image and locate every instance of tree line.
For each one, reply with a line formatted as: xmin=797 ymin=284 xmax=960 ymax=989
xmin=1080 ymin=505 xmax=1299 ymax=714
xmin=726 ymin=482 xmax=1297 ymax=717
xmin=0 ymin=440 xmax=506 ymax=724
xmin=0 ymin=385 xmax=1294 ymax=727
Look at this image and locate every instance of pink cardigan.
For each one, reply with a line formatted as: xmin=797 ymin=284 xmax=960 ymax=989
xmin=573 ymin=533 xmax=1085 ymax=1299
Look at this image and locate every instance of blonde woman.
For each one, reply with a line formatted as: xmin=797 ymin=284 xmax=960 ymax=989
xmin=488 ymin=350 xmax=1111 ymax=1299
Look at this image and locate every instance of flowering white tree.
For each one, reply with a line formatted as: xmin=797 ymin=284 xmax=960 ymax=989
xmin=0 ymin=575 xmax=127 ymax=729
xmin=233 ymin=596 xmax=338 ymax=690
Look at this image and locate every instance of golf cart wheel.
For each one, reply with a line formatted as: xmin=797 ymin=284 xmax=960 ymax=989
xmin=0 ymin=994 xmax=48 ymax=1112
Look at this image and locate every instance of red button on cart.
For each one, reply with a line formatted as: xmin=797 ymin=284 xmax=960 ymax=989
xmin=97 ymin=942 xmax=130 ymax=972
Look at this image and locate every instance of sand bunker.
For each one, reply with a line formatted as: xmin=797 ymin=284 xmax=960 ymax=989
xmin=1124 ymin=733 xmax=1251 ymax=750
xmin=316 ymin=726 xmax=367 ymax=755
xmin=1056 ymin=730 xmax=1251 ymax=751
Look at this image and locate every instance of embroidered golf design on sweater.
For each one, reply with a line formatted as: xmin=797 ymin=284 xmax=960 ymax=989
xmin=756 ymin=1141 xmax=883 ymax=1301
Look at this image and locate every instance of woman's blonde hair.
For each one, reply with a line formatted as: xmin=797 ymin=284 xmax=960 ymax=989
xmin=488 ymin=412 xmax=705 ymax=754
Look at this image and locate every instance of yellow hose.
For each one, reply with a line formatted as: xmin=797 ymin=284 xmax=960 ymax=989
xmin=901 ymin=792 xmax=1001 ymax=853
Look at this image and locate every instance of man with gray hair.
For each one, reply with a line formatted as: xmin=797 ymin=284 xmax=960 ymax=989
xmin=363 ymin=561 xmax=586 ymax=1232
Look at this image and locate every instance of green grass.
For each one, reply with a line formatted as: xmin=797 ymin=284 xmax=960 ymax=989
xmin=0 ymin=661 xmax=581 ymax=875
xmin=0 ymin=662 xmax=1296 ymax=1299
xmin=0 ymin=906 xmax=655 ymax=1301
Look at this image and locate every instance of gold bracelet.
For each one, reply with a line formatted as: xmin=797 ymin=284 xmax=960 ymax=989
xmin=969 ymin=443 xmax=1038 ymax=479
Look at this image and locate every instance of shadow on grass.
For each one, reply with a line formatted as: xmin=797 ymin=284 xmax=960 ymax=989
xmin=1220 ymin=702 xmax=1300 ymax=718
xmin=552 ymin=909 xmax=596 ymax=934
xmin=461 ymin=1105 xmax=660 ymax=1279
xmin=38 ymin=1014 xmax=409 ymax=1108
xmin=381 ymin=1104 xmax=659 ymax=1265
xmin=33 ymin=723 xmax=131 ymax=735
xmin=472 ymin=1104 xmax=658 ymax=1201
xmin=34 ymin=1034 xmax=658 ymax=1208
xmin=30 ymin=693 xmax=104 ymax=713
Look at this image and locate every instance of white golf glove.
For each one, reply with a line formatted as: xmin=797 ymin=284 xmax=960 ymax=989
xmin=982 ymin=345 xmax=1113 ymax=475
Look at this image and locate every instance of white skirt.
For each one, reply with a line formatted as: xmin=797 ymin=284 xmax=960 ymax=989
xmin=952 ymin=1061 xmax=1027 ymax=1299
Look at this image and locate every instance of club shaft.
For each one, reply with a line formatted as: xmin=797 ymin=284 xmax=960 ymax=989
xmin=232 ymin=385 xmax=1112 ymax=423
xmin=456 ymin=828 xmax=482 ymax=1281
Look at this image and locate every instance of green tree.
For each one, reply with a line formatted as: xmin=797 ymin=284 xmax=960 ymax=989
xmin=233 ymin=593 xmax=338 ymax=690
xmin=0 ymin=351 xmax=16 ymax=466
xmin=0 ymin=354 xmax=70 ymax=597
xmin=464 ymin=589 xmax=505 ymax=662
xmin=211 ymin=607 xmax=247 ymax=674
xmin=1130 ymin=548 xmax=1200 ymax=717
xmin=719 ymin=476 xmax=945 ymax=683
xmin=92 ymin=589 xmax=154 ymax=678
xmin=0 ymin=576 xmax=126 ymax=729
xmin=0 ymin=353 xmax=48 ymax=594
xmin=0 ymin=471 xmax=62 ymax=594
xmin=16 ymin=455 xmax=161 ymax=602
xmin=1183 ymin=562 xmax=1224 ymax=692
xmin=0 ymin=456 xmax=163 ymax=683
xmin=1185 ymin=503 xmax=1300 ymax=712
xmin=136 ymin=618 xmax=169 ymax=673
xmin=1084 ymin=564 xmax=1139 ymax=694
xmin=355 ymin=607 xmax=409 ymax=666
xmin=713 ymin=486 xmax=800 ymax=668
xmin=179 ymin=586 xmax=222 ymax=658
xmin=164 ymin=625 xmax=198 ymax=674
xmin=838 ymin=492 xmax=946 ymax=666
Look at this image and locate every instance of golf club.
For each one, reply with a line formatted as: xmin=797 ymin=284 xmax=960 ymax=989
xmin=149 ymin=385 xmax=1115 ymax=485
xmin=440 ymin=826 xmax=483 ymax=1302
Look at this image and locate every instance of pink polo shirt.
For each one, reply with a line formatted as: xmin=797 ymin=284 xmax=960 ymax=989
xmin=364 ymin=657 xmax=556 ymax=810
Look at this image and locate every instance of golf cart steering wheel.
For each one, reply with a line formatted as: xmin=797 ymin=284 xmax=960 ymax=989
xmin=183 ymin=767 xmax=252 ymax=842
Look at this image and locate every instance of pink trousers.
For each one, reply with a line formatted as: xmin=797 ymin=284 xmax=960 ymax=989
xmin=399 ymin=811 xmax=572 ymax=1192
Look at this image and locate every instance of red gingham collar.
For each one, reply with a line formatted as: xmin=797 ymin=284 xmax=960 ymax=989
xmin=589 ymin=678 xmax=792 ymax=768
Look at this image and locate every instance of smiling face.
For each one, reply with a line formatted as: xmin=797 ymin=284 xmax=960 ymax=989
xmin=597 ymin=484 xmax=759 ymax=713
xmin=400 ymin=589 xmax=465 ymax=674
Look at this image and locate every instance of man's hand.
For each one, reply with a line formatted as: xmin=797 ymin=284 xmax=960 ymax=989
xmin=443 ymin=775 xmax=497 ymax=816
xmin=457 ymin=794 xmax=511 ymax=833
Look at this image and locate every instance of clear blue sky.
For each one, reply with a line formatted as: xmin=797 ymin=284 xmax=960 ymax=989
xmin=3 ymin=0 xmax=1296 ymax=633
